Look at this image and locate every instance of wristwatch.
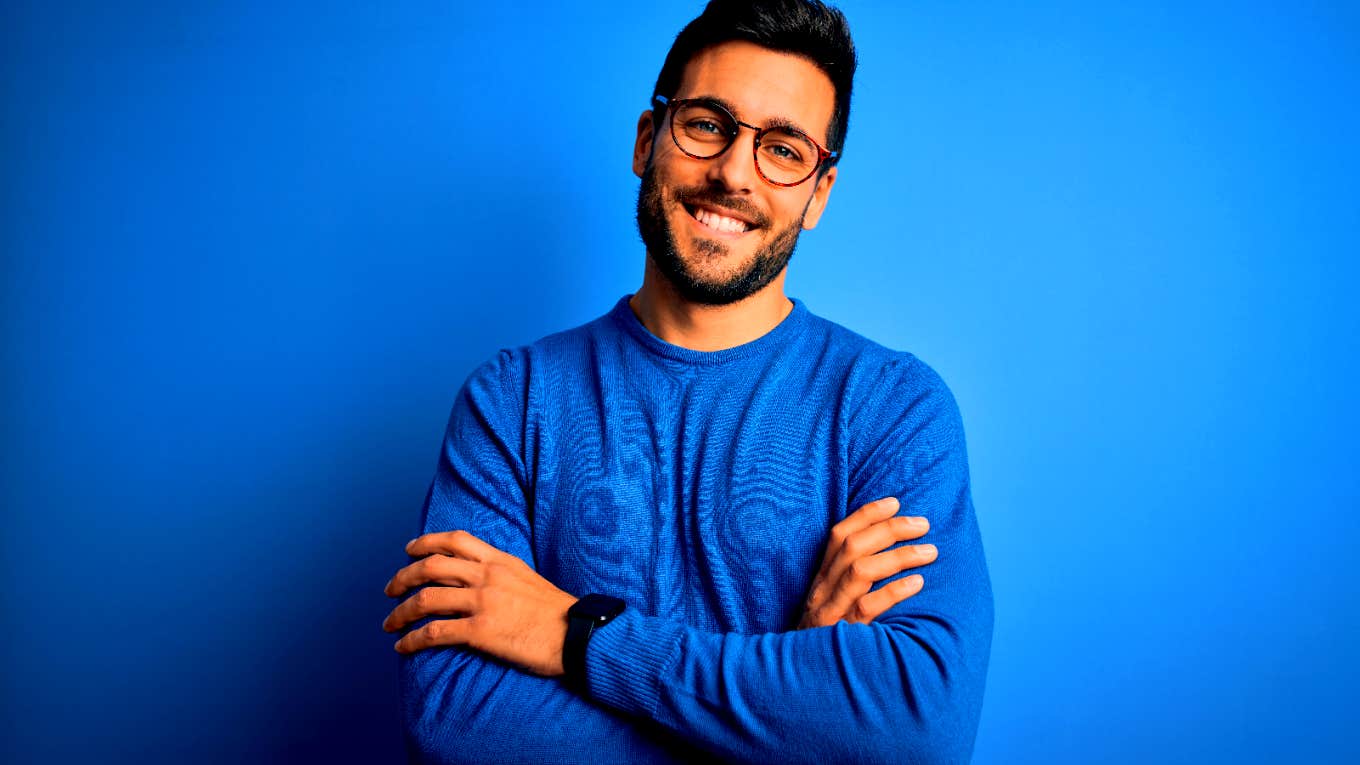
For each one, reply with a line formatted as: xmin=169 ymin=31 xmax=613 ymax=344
xmin=563 ymin=594 xmax=627 ymax=694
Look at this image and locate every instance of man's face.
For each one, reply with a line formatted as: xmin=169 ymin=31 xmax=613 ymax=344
xmin=633 ymin=40 xmax=839 ymax=305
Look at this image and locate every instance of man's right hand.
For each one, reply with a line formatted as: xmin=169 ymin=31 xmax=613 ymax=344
xmin=796 ymin=496 xmax=938 ymax=629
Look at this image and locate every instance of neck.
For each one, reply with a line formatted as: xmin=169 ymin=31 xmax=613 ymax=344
xmin=628 ymin=257 xmax=794 ymax=352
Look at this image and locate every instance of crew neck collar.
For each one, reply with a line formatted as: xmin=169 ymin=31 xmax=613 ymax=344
xmin=608 ymin=293 xmax=810 ymax=366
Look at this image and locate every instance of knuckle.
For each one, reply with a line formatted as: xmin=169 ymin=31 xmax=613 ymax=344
xmin=413 ymin=587 xmax=435 ymax=610
xmin=828 ymin=526 xmax=848 ymax=546
xmin=419 ymin=557 xmax=441 ymax=578
xmin=842 ymin=535 xmax=865 ymax=559
xmin=848 ymin=558 xmax=873 ymax=581
xmin=806 ymin=585 xmax=822 ymax=607
xmin=850 ymin=598 xmax=871 ymax=621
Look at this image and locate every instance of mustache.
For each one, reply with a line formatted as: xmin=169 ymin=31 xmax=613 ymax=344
xmin=670 ymin=185 xmax=768 ymax=229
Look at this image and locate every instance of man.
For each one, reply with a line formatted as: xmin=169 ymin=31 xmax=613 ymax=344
xmin=382 ymin=1 xmax=993 ymax=762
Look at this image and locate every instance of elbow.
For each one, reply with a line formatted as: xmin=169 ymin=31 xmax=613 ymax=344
xmin=399 ymin=654 xmax=444 ymax=764
xmin=857 ymin=691 xmax=982 ymax=765
xmin=872 ymin=624 xmax=989 ymax=765
xmin=909 ymin=720 xmax=981 ymax=765
xmin=398 ymin=651 xmax=484 ymax=765
xmin=861 ymin=704 xmax=981 ymax=765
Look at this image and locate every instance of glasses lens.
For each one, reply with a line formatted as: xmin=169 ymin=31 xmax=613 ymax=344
xmin=756 ymin=128 xmax=820 ymax=185
xmin=671 ymin=101 xmax=736 ymax=158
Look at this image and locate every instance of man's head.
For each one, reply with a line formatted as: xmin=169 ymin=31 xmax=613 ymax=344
xmin=633 ymin=0 xmax=857 ymax=306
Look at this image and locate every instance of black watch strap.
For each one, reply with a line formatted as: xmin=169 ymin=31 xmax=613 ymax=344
xmin=563 ymin=594 xmax=626 ymax=695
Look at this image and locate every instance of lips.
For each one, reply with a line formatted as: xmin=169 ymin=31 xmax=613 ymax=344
xmin=682 ymin=202 xmax=759 ymax=235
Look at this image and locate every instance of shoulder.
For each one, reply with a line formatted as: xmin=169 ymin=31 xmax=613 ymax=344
xmin=459 ymin=306 xmax=618 ymax=403
xmin=802 ymin=311 xmax=955 ymax=412
xmin=799 ymin=312 xmax=964 ymax=462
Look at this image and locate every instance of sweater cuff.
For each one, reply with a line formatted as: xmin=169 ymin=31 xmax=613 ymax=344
xmin=584 ymin=608 xmax=685 ymax=718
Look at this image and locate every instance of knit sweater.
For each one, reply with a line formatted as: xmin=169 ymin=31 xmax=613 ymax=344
xmin=400 ymin=294 xmax=994 ymax=764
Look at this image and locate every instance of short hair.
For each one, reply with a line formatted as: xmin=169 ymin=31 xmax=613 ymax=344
xmin=651 ymin=0 xmax=857 ymax=165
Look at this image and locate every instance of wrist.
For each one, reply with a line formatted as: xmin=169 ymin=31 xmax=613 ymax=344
xmin=562 ymin=594 xmax=627 ymax=694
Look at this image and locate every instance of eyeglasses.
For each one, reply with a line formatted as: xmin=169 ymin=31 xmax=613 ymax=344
xmin=652 ymin=95 xmax=837 ymax=188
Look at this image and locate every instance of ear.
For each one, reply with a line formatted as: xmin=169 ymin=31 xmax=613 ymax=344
xmin=800 ymin=166 xmax=838 ymax=230
xmin=632 ymin=110 xmax=656 ymax=178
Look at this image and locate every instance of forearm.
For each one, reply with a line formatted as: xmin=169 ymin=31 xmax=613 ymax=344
xmin=582 ymin=588 xmax=991 ymax=765
xmin=401 ymin=640 xmax=703 ymax=764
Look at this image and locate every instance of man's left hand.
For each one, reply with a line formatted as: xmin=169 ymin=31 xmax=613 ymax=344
xmin=382 ymin=530 xmax=577 ymax=677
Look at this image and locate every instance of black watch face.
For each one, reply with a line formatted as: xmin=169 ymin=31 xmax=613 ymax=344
xmin=572 ymin=594 xmax=626 ymax=621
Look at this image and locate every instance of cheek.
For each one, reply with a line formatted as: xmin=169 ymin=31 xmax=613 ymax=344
xmin=770 ymin=197 xmax=809 ymax=230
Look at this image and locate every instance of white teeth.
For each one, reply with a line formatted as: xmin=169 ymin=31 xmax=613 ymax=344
xmin=694 ymin=207 xmax=749 ymax=233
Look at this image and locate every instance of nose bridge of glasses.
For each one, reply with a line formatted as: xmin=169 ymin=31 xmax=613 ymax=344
xmin=706 ymin=122 xmax=761 ymax=186
xmin=729 ymin=118 xmax=765 ymax=152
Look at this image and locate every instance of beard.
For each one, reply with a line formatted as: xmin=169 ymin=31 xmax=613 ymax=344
xmin=635 ymin=163 xmax=804 ymax=306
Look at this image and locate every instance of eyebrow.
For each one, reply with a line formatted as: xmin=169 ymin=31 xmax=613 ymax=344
xmin=686 ymin=93 xmax=819 ymax=140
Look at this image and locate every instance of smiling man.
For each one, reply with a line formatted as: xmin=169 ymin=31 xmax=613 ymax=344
xmin=383 ymin=1 xmax=993 ymax=763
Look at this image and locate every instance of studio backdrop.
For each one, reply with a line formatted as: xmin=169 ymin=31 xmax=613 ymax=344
xmin=3 ymin=1 xmax=1357 ymax=763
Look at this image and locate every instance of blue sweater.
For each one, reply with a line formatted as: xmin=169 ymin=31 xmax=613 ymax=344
xmin=400 ymin=295 xmax=993 ymax=764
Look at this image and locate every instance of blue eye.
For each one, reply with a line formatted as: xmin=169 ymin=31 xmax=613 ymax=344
xmin=762 ymin=142 xmax=805 ymax=164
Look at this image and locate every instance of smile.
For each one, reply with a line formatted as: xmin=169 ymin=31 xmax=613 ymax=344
xmin=683 ymin=203 xmax=757 ymax=238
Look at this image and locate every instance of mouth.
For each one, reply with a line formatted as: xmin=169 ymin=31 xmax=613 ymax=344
xmin=682 ymin=202 xmax=759 ymax=239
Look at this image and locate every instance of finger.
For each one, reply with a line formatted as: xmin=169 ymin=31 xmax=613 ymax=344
xmin=383 ymin=586 xmax=477 ymax=632
xmin=821 ymin=516 xmax=930 ymax=598
xmin=827 ymin=497 xmax=901 ymax=560
xmin=849 ymin=542 xmax=940 ymax=583
xmin=406 ymin=530 xmax=502 ymax=562
xmin=385 ymin=554 xmax=482 ymax=598
xmin=809 ymin=559 xmax=874 ymax=627
xmin=818 ymin=543 xmax=937 ymax=624
xmin=846 ymin=575 xmax=925 ymax=624
xmin=807 ymin=498 xmax=901 ymax=610
xmin=394 ymin=617 xmax=472 ymax=654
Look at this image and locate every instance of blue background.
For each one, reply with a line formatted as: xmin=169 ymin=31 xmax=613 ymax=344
xmin=3 ymin=1 xmax=1357 ymax=762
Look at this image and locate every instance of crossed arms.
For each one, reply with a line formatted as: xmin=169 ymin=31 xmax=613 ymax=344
xmin=383 ymin=355 xmax=994 ymax=764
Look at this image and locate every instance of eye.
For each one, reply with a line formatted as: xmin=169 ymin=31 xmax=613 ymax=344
xmin=687 ymin=118 xmax=726 ymax=135
xmin=761 ymin=141 xmax=805 ymax=164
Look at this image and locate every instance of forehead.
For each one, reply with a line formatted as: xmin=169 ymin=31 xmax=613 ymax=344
xmin=676 ymin=40 xmax=836 ymax=143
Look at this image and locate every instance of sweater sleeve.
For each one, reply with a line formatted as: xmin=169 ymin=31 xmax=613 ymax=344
xmin=579 ymin=356 xmax=995 ymax=765
xmin=398 ymin=350 xmax=697 ymax=765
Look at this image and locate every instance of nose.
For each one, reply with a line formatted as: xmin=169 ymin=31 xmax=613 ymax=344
xmin=703 ymin=127 xmax=758 ymax=194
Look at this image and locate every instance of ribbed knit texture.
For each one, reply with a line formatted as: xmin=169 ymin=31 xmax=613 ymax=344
xmin=400 ymin=295 xmax=994 ymax=764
